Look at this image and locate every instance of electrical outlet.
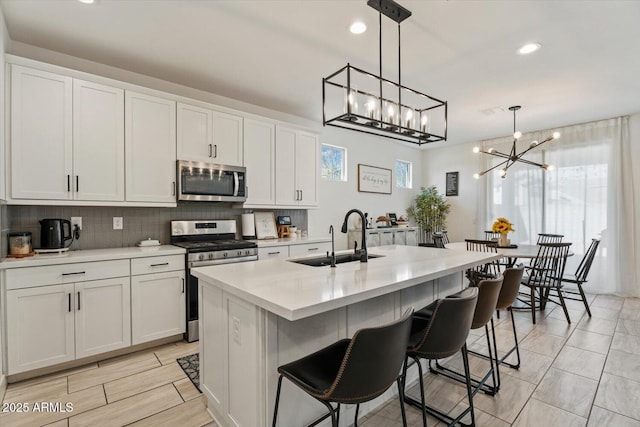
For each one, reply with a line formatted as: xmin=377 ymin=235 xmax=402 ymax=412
xmin=113 ymin=217 xmax=123 ymax=230
xmin=232 ymin=316 xmax=241 ymax=345
xmin=71 ymin=217 xmax=82 ymax=230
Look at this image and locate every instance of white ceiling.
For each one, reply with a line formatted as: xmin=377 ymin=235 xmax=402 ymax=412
xmin=2 ymin=0 xmax=640 ymax=146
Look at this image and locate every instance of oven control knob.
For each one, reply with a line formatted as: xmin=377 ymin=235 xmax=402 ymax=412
xmin=208 ymin=253 xmax=214 ymax=260
xmin=223 ymin=252 xmax=228 ymax=258
xmin=198 ymin=254 xmax=205 ymax=261
xmin=245 ymin=250 xmax=250 ymax=256
xmin=237 ymin=251 xmax=242 ymax=256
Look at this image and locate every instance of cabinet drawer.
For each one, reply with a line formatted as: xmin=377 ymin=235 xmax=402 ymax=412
xmin=6 ymin=260 xmax=130 ymax=290
xmin=131 ymin=254 xmax=185 ymax=276
xmin=289 ymin=242 xmax=331 ymax=257
xmin=258 ymin=246 xmax=289 ymax=260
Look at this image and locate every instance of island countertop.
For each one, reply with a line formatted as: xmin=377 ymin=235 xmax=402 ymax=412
xmin=192 ymin=245 xmax=499 ymax=321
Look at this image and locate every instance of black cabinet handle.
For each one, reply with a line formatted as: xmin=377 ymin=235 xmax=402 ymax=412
xmin=150 ymin=262 xmax=169 ymax=267
xmin=68 ymin=293 xmax=71 ymax=312
xmin=267 ymin=251 xmax=281 ymax=255
xmin=307 ymin=247 xmax=319 ymax=251
xmin=209 ymin=144 xmax=213 ymax=157
xmin=62 ymin=271 xmax=86 ymax=276
xmin=214 ymin=144 xmax=217 ymax=158
xmin=172 ymin=181 xmax=176 ymax=196
xmin=77 ymin=291 xmax=80 ymax=311
xmin=67 ymin=175 xmax=71 ymax=192
xmin=181 ymin=278 xmax=185 ymax=294
xmin=76 ymin=176 xmax=79 ymax=192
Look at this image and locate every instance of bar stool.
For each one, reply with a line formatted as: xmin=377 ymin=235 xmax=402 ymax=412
xmin=402 ymin=288 xmax=479 ymax=427
xmin=272 ymin=309 xmax=414 ymax=427
xmin=469 ymin=266 xmax=525 ymax=389
xmin=420 ymin=276 xmax=503 ymax=396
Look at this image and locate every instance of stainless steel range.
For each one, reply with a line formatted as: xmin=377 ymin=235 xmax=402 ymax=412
xmin=171 ymin=220 xmax=258 ymax=342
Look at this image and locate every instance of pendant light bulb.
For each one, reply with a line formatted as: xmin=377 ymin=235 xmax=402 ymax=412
xmin=473 ymin=173 xmax=480 ymax=179
xmin=514 ymin=131 xmax=522 ymax=139
xmin=529 ymin=140 xmax=539 ymax=148
xmin=499 ymin=168 xmax=507 ymax=177
xmin=553 ymin=132 xmax=561 ymax=139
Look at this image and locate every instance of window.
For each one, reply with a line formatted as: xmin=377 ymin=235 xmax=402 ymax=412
xmin=321 ymin=144 xmax=347 ymax=181
xmin=396 ymin=160 xmax=412 ymax=188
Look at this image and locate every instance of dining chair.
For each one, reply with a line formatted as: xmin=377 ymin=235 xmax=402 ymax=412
xmin=402 ymin=287 xmax=479 ymax=427
xmin=520 ymin=242 xmax=572 ymax=324
xmin=484 ymin=231 xmax=501 ymax=241
xmin=555 ymin=238 xmax=600 ymax=317
xmin=537 ymin=233 xmax=564 ymax=244
xmin=432 ymin=232 xmax=446 ymax=249
xmin=440 ymin=230 xmax=450 ymax=244
xmin=465 ymin=239 xmax=500 ymax=285
xmin=272 ymin=308 xmax=414 ymax=427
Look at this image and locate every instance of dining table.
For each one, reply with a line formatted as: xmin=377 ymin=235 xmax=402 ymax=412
xmin=446 ymin=241 xmax=573 ymax=267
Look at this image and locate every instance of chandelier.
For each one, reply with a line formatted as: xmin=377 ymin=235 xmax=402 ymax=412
xmin=473 ymin=105 xmax=560 ymax=179
xmin=322 ymin=0 xmax=447 ymax=146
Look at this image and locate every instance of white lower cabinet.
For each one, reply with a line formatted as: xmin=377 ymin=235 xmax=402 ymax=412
xmin=131 ymin=270 xmax=185 ymax=345
xmin=288 ymin=242 xmax=331 ymax=257
xmin=257 ymin=246 xmax=289 ymax=260
xmin=6 ymin=276 xmax=131 ymax=374
xmin=348 ymin=228 xmax=419 ymax=249
xmin=406 ymin=229 xmax=419 ymax=246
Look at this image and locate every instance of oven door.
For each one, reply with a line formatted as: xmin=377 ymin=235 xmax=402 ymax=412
xmin=185 ymin=255 xmax=258 ymax=342
xmin=177 ymin=160 xmax=246 ymax=202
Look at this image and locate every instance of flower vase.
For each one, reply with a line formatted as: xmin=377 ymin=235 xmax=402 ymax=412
xmin=499 ymin=234 xmax=510 ymax=247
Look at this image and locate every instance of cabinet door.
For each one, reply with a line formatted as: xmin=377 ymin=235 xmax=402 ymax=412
xmin=406 ymin=229 xmax=418 ymax=246
xmin=380 ymin=230 xmax=394 ymax=246
xmin=289 ymin=242 xmax=331 ymax=257
xmin=7 ymin=284 xmax=75 ymax=374
xmin=73 ymin=79 xmax=125 ymax=201
xmin=11 ymin=65 xmax=72 ymax=200
xmin=125 ymin=91 xmax=177 ymax=203
xmin=258 ymin=246 xmax=289 ymax=260
xmin=366 ymin=231 xmax=380 ymax=248
xmin=177 ymin=102 xmax=213 ymax=163
xmin=295 ymin=131 xmax=319 ymax=206
xmin=212 ymin=111 xmax=243 ymax=166
xmin=243 ymin=119 xmax=275 ymax=205
xmin=274 ymin=126 xmax=297 ymax=205
xmin=131 ymin=270 xmax=185 ymax=344
xmin=75 ymin=277 xmax=131 ymax=359
xmin=394 ymin=230 xmax=407 ymax=246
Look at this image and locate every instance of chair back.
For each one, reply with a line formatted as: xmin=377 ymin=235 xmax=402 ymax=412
xmin=496 ymin=265 xmax=525 ymax=310
xmin=408 ymin=288 xmax=478 ymax=359
xmin=526 ymin=242 xmax=571 ymax=287
xmin=484 ymin=231 xmax=500 ymax=241
xmin=441 ymin=230 xmax=450 ymax=244
xmin=471 ymin=276 xmax=503 ymax=329
xmin=575 ymin=239 xmax=600 ymax=282
xmin=327 ymin=308 xmax=414 ymax=402
xmin=537 ymin=233 xmax=564 ymax=244
xmin=465 ymin=239 xmax=500 ymax=281
xmin=432 ymin=232 xmax=446 ymax=249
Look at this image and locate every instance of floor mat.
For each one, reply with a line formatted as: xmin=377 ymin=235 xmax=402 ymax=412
xmin=177 ymin=353 xmax=201 ymax=391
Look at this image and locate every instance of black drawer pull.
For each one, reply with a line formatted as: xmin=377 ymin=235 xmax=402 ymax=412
xmin=150 ymin=262 xmax=169 ymax=267
xmin=267 ymin=251 xmax=281 ymax=255
xmin=62 ymin=271 xmax=86 ymax=276
xmin=307 ymin=247 xmax=319 ymax=251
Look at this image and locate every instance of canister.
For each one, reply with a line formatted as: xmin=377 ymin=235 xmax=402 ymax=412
xmin=9 ymin=232 xmax=33 ymax=255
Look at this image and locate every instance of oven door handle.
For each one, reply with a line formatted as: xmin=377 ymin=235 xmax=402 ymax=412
xmin=233 ymin=172 xmax=239 ymax=197
xmin=189 ymin=255 xmax=258 ymax=268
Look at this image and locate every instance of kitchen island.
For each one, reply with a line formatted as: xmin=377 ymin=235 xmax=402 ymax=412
xmin=193 ymin=245 xmax=500 ymax=427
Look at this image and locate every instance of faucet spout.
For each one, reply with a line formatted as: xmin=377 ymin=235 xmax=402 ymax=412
xmin=329 ymin=225 xmax=336 ymax=267
xmin=341 ymin=209 xmax=368 ymax=262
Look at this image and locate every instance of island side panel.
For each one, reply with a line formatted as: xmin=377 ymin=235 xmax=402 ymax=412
xmin=436 ymin=270 xmax=465 ymax=296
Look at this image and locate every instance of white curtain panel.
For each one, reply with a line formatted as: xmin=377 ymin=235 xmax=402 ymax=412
xmin=478 ymin=116 xmax=638 ymax=296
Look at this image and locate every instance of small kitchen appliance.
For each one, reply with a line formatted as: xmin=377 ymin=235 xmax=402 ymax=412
xmin=171 ymin=220 xmax=258 ymax=342
xmin=39 ymin=219 xmax=73 ymax=249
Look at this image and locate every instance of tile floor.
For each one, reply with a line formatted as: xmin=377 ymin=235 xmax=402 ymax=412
xmin=2 ymin=295 xmax=640 ymax=426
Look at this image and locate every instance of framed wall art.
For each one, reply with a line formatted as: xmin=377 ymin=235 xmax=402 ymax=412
xmin=358 ymin=164 xmax=392 ymax=194
xmin=254 ymin=212 xmax=278 ymax=239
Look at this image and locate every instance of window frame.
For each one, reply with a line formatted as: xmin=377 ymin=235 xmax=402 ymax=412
xmin=395 ymin=159 xmax=413 ymax=189
xmin=320 ymin=143 xmax=348 ymax=182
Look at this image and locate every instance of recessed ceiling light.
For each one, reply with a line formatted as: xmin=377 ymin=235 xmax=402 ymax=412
xmin=78 ymin=0 xmax=95 ymax=4
xmin=350 ymin=21 xmax=367 ymax=35
xmin=517 ymin=42 xmax=541 ymax=55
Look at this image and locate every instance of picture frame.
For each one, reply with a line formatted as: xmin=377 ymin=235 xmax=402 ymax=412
xmin=254 ymin=212 xmax=278 ymax=239
xmin=446 ymin=171 xmax=459 ymax=196
xmin=358 ymin=164 xmax=392 ymax=194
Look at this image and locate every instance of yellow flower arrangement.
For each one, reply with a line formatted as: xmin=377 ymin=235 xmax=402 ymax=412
xmin=492 ymin=217 xmax=515 ymax=235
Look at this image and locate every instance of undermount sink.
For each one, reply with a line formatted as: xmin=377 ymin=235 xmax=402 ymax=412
xmin=289 ymin=253 xmax=384 ymax=267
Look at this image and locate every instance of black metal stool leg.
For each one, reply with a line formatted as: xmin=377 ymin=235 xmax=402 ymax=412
xmin=490 ymin=319 xmax=501 ymax=390
xmin=461 ymin=345 xmax=476 ymax=427
xmin=272 ymin=375 xmax=283 ymax=427
xmin=397 ymin=377 xmax=408 ymax=427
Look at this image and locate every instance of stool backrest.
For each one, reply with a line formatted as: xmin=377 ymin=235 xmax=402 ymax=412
xmin=496 ymin=265 xmax=525 ymax=310
xmin=471 ymin=276 xmax=503 ymax=329
xmin=408 ymin=287 xmax=478 ymax=359
xmin=327 ymin=308 xmax=414 ymax=401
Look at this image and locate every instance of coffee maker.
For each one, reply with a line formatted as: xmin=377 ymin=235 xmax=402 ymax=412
xmin=39 ymin=219 xmax=73 ymax=249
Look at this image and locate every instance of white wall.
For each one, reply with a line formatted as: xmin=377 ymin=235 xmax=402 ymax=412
xmin=308 ymin=127 xmax=422 ymax=249
xmin=0 ymin=1 xmax=8 ymax=394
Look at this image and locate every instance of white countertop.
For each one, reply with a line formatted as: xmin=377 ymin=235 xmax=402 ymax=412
xmin=0 ymin=245 xmax=186 ymax=269
xmin=251 ymin=236 xmax=331 ymax=247
xmin=192 ymin=245 xmax=500 ymax=321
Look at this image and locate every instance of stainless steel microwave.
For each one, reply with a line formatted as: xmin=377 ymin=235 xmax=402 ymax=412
xmin=176 ymin=160 xmax=247 ymax=202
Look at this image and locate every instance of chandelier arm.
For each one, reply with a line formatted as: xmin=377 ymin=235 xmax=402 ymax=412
xmin=513 ymin=157 xmax=546 ymax=168
xmin=481 ymin=150 xmax=511 ymax=159
xmin=512 ymin=136 xmax=555 ymax=159
xmin=477 ymin=159 xmax=510 ymax=176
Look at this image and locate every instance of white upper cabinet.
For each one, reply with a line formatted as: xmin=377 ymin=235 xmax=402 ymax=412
xmin=125 ymin=91 xmax=177 ymax=204
xmin=275 ymin=125 xmax=319 ymax=207
xmin=243 ymin=119 xmax=276 ymax=205
xmin=177 ymin=102 xmax=243 ymax=166
xmin=11 ymin=65 xmax=73 ymax=200
xmin=73 ymin=79 xmax=125 ymax=201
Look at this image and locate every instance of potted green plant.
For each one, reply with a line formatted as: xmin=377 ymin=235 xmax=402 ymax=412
xmin=407 ymin=186 xmax=451 ymax=245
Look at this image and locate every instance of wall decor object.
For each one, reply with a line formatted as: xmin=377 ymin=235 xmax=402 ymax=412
xmin=358 ymin=164 xmax=392 ymax=194
xmin=446 ymin=171 xmax=459 ymax=196
xmin=254 ymin=212 xmax=278 ymax=239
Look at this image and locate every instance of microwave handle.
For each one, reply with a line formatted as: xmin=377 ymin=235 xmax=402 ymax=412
xmin=233 ymin=172 xmax=239 ymax=196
